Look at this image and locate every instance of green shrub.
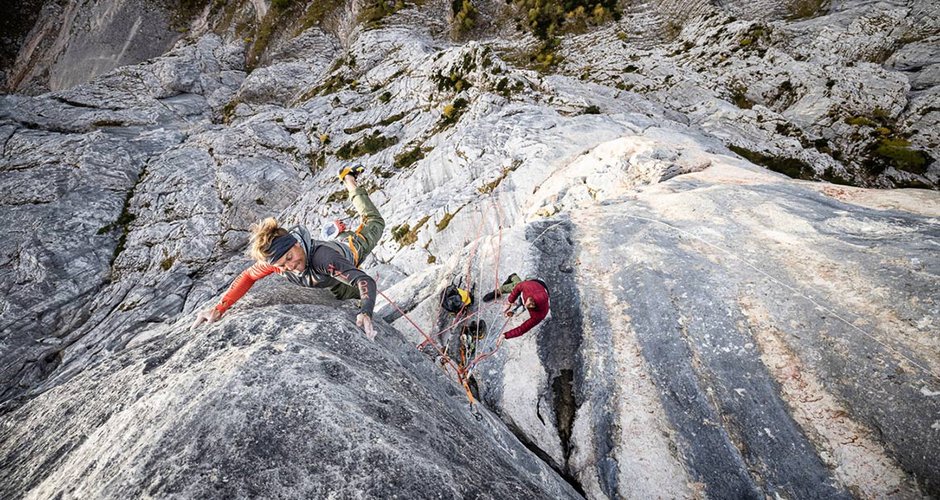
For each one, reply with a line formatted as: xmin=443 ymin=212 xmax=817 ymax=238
xmin=452 ymin=0 xmax=478 ymax=36
xmin=379 ymin=112 xmax=405 ymax=126
xmin=359 ymin=0 xmax=406 ymax=28
xmin=728 ymin=144 xmax=813 ymax=180
xmin=335 ymin=132 xmax=400 ymax=159
xmin=343 ymin=123 xmax=373 ymax=134
xmin=440 ymin=98 xmax=469 ymax=126
xmin=582 ymin=104 xmax=601 ymax=115
xmin=845 ymin=116 xmax=877 ymax=127
xmin=394 ymin=146 xmax=426 ymax=169
xmin=870 ymin=137 xmax=930 ymax=175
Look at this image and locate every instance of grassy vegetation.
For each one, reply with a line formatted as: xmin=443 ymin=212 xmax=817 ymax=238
xmin=221 ymin=99 xmax=240 ymax=123
xmin=731 ymin=85 xmax=754 ymax=109
xmin=728 ymin=144 xmax=814 ymax=180
xmin=845 ymin=116 xmax=878 ymax=127
xmin=391 ymin=216 xmax=430 ymax=247
xmin=868 ymin=137 xmax=931 ymax=175
xmin=172 ymin=0 xmax=212 ymax=31
xmin=98 ymin=172 xmax=146 ymax=273
xmin=326 ymin=189 xmax=348 ymax=204
xmin=295 ymin=58 xmax=356 ymax=101
xmin=358 ymin=0 xmax=408 ymax=29
xmin=739 ymin=25 xmax=766 ymax=47
xmin=478 ymin=161 xmax=521 ymax=194
xmin=246 ymin=2 xmax=286 ymax=69
xmin=335 ymin=132 xmax=400 ymax=159
xmin=394 ymin=145 xmax=426 ymax=169
xmin=787 ymin=0 xmax=830 ymax=20
xmin=379 ymin=112 xmax=406 ymax=126
xmin=295 ymin=0 xmax=342 ymax=33
xmin=343 ymin=123 xmax=374 ymax=134
xmin=736 ymin=24 xmax=770 ymax=57
xmin=436 ymin=208 xmax=461 ymax=231
xmin=836 ymin=107 xmax=933 ymax=177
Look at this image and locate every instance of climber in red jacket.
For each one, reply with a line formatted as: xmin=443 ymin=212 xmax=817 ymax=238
xmin=501 ymin=278 xmax=550 ymax=339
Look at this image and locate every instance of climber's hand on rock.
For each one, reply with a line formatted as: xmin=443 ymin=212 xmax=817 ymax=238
xmin=190 ymin=307 xmax=222 ymax=331
xmin=357 ymin=313 xmax=376 ymax=341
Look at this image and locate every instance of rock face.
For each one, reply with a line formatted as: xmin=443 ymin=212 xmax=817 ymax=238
xmin=0 ymin=298 xmax=580 ymax=499
xmin=2 ymin=0 xmax=193 ymax=94
xmin=1 ymin=0 xmax=939 ymax=498
xmin=0 ymin=34 xmax=245 ymax=404
xmin=473 ymin=162 xmax=939 ymax=499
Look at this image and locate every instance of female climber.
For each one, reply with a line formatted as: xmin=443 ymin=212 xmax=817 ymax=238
xmin=190 ymin=166 xmax=385 ymax=339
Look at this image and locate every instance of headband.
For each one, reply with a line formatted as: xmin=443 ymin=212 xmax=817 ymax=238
xmin=266 ymin=234 xmax=297 ymax=264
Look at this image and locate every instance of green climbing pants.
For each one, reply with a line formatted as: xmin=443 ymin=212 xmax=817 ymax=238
xmin=499 ymin=273 xmax=523 ymax=295
xmin=330 ymin=186 xmax=385 ymax=301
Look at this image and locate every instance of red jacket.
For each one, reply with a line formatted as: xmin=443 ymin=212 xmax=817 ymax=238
xmin=504 ymin=280 xmax=550 ymax=339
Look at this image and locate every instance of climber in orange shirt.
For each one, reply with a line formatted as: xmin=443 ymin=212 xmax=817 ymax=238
xmin=190 ymin=166 xmax=384 ymax=339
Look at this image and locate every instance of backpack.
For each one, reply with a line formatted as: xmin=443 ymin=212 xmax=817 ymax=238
xmin=441 ymin=284 xmax=474 ymax=313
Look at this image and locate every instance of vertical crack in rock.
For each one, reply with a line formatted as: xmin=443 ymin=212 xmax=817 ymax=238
xmin=101 ymin=167 xmax=146 ymax=275
xmin=501 ymin=418 xmax=587 ymax=498
xmin=551 ymin=369 xmax=576 ymax=462
xmin=524 ymin=218 xmax=592 ymax=496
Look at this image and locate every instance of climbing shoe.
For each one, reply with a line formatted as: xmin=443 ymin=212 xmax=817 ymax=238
xmin=338 ymin=165 xmax=365 ymax=182
xmin=482 ymin=290 xmax=498 ymax=302
xmin=503 ymin=273 xmax=520 ymax=286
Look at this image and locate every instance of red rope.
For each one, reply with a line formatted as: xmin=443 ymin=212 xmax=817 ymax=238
xmin=467 ymin=315 xmax=511 ymax=372
xmin=377 ymin=289 xmax=461 ymax=373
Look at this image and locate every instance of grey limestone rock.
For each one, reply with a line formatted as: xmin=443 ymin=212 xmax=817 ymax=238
xmin=0 ymin=303 xmax=580 ymax=499
xmin=1 ymin=2 xmax=939 ymax=499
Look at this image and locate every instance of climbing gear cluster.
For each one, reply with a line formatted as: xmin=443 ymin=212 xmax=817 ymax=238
xmin=378 ymin=199 xmax=511 ymax=409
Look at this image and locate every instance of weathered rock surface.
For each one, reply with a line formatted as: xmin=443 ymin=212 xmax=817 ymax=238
xmin=0 ymin=34 xmax=244 ymax=402
xmin=0 ymin=297 xmax=580 ymax=499
xmin=1 ymin=1 xmax=939 ymax=498
xmin=2 ymin=0 xmax=192 ymax=95
xmin=557 ymin=1 xmax=940 ymax=188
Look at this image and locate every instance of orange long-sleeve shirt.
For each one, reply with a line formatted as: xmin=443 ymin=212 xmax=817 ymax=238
xmin=214 ymin=261 xmax=279 ymax=314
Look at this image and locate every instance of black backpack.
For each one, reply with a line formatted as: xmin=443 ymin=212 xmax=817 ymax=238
xmin=441 ymin=284 xmax=474 ymax=313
